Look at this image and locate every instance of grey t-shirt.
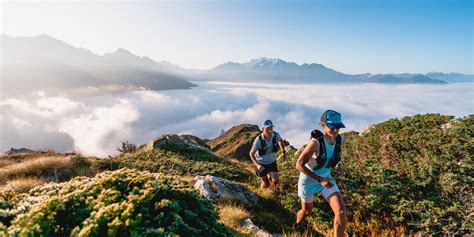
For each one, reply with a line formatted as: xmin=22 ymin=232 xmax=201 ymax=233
xmin=252 ymin=132 xmax=282 ymax=165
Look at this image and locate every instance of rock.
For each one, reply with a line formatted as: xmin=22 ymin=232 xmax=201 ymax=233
xmin=360 ymin=125 xmax=374 ymax=136
xmin=146 ymin=134 xmax=211 ymax=152
xmin=207 ymin=124 xmax=261 ymax=160
xmin=3 ymin=148 xmax=34 ymax=156
xmin=193 ymin=175 xmax=258 ymax=206
xmin=440 ymin=119 xmax=460 ymax=133
xmin=241 ymin=219 xmax=282 ymax=237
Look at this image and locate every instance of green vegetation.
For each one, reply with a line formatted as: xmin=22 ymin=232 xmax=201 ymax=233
xmin=273 ymin=114 xmax=473 ymax=236
xmin=2 ymin=168 xmax=232 ymax=236
xmin=341 ymin=114 xmax=473 ymax=235
xmin=97 ymin=145 xmax=251 ymax=182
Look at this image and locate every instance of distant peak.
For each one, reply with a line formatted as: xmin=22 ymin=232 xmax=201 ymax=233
xmin=102 ymin=48 xmax=140 ymax=59
xmin=249 ymin=57 xmax=286 ymax=64
xmin=33 ymin=34 xmax=62 ymax=42
xmin=114 ymin=48 xmax=133 ymax=55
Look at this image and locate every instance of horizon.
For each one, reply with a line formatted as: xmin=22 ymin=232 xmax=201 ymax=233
xmin=1 ymin=1 xmax=472 ymax=74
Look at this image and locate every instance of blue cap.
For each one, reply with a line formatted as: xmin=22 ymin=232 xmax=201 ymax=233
xmin=262 ymin=119 xmax=274 ymax=128
xmin=321 ymin=110 xmax=345 ymax=129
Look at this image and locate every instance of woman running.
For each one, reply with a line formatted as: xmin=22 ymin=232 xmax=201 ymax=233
xmin=295 ymin=110 xmax=347 ymax=237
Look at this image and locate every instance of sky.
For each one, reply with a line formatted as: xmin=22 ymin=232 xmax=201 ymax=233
xmin=1 ymin=0 xmax=473 ymax=74
xmin=1 ymin=82 xmax=473 ymax=156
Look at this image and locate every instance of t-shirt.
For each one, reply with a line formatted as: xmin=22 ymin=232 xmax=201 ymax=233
xmin=251 ymin=131 xmax=282 ymax=165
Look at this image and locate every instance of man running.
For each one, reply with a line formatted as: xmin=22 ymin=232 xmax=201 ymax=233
xmin=249 ymin=119 xmax=287 ymax=190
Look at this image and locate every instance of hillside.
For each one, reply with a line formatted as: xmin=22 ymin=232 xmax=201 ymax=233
xmin=207 ymin=124 xmax=261 ymax=161
xmin=1 ymin=114 xmax=472 ymax=236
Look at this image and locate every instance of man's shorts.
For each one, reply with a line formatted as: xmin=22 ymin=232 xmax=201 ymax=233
xmin=298 ymin=176 xmax=340 ymax=203
xmin=255 ymin=161 xmax=278 ymax=177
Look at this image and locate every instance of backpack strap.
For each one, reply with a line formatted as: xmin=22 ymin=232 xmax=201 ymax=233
xmin=327 ymin=135 xmax=342 ymax=168
xmin=257 ymin=133 xmax=266 ymax=156
xmin=310 ymin=129 xmax=327 ymax=170
xmin=272 ymin=131 xmax=279 ymax=153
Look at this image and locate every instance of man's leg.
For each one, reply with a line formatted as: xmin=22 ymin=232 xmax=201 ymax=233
xmin=260 ymin=175 xmax=270 ymax=189
xmin=326 ymin=192 xmax=347 ymax=237
xmin=268 ymin=171 xmax=279 ymax=191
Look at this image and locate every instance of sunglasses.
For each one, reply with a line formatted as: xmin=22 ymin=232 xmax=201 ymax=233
xmin=322 ymin=124 xmax=339 ymax=131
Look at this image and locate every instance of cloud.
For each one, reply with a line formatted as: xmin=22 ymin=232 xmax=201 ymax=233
xmin=1 ymin=82 xmax=473 ymax=156
xmin=58 ymin=99 xmax=139 ymax=157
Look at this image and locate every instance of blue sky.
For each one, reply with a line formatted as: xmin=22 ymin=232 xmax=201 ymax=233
xmin=1 ymin=0 xmax=473 ymax=74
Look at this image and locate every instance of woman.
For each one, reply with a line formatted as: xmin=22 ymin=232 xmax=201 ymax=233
xmin=295 ymin=110 xmax=347 ymax=237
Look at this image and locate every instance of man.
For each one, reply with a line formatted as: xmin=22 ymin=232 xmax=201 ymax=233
xmin=249 ymin=119 xmax=287 ymax=190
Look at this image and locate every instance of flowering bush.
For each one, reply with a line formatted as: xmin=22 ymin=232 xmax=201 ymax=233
xmin=271 ymin=114 xmax=472 ymax=236
xmin=3 ymin=168 xmax=232 ymax=236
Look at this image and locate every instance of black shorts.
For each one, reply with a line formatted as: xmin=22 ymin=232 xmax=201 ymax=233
xmin=255 ymin=161 xmax=278 ymax=177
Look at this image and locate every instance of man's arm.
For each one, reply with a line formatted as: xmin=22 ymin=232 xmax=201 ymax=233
xmin=249 ymin=141 xmax=262 ymax=170
xmin=278 ymin=138 xmax=287 ymax=160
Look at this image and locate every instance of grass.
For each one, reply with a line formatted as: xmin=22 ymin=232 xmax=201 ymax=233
xmin=0 ymin=155 xmax=97 ymax=183
xmin=0 ymin=159 xmax=15 ymax=169
xmin=97 ymin=148 xmax=252 ymax=182
xmin=0 ymin=155 xmax=72 ymax=180
xmin=218 ymin=203 xmax=253 ymax=235
xmin=4 ymin=177 xmax=45 ymax=193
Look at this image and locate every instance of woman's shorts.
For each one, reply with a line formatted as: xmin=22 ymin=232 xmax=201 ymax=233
xmin=298 ymin=176 xmax=340 ymax=203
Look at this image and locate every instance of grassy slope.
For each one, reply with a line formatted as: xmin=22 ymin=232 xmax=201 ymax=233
xmin=207 ymin=124 xmax=260 ymax=161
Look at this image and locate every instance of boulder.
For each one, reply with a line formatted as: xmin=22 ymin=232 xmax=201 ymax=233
xmin=3 ymin=148 xmax=34 ymax=156
xmin=241 ymin=219 xmax=282 ymax=237
xmin=146 ymin=134 xmax=211 ymax=152
xmin=193 ymin=175 xmax=258 ymax=206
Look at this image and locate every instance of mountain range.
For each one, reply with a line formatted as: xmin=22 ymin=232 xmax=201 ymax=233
xmin=1 ymin=34 xmax=197 ymax=97
xmin=1 ymin=34 xmax=473 ymax=96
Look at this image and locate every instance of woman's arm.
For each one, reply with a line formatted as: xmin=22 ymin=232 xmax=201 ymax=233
xmin=295 ymin=140 xmax=333 ymax=188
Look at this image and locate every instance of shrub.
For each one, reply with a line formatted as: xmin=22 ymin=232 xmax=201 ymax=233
xmin=116 ymin=140 xmax=137 ymax=154
xmin=268 ymin=114 xmax=472 ymax=236
xmin=5 ymin=168 xmax=233 ymax=236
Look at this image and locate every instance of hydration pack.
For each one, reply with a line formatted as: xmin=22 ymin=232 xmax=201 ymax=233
xmin=309 ymin=129 xmax=342 ymax=169
xmin=257 ymin=132 xmax=279 ymax=156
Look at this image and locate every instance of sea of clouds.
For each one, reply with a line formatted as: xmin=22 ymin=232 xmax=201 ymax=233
xmin=1 ymin=82 xmax=473 ymax=157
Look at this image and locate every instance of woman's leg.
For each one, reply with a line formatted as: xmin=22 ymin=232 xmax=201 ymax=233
xmin=326 ymin=192 xmax=347 ymax=237
xmin=296 ymin=199 xmax=314 ymax=225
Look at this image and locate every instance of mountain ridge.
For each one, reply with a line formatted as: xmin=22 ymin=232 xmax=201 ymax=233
xmin=2 ymin=33 xmax=473 ymax=96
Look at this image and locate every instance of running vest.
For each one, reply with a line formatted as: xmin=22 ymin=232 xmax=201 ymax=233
xmin=257 ymin=132 xmax=279 ymax=156
xmin=309 ymin=129 xmax=342 ymax=169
